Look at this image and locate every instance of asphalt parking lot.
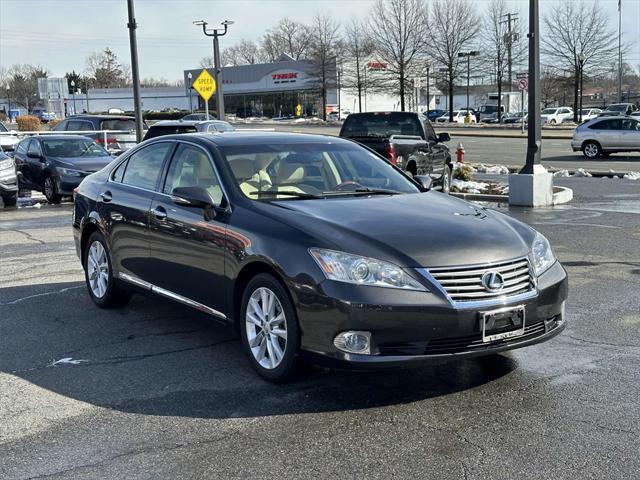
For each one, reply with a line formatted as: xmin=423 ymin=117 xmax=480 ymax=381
xmin=1 ymin=178 xmax=639 ymax=479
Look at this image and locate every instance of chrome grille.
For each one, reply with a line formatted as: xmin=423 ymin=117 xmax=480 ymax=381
xmin=427 ymin=257 xmax=535 ymax=304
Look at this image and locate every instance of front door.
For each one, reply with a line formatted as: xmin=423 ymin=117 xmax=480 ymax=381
xmin=147 ymin=142 xmax=228 ymax=313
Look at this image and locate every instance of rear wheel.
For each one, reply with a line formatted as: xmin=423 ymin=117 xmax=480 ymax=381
xmin=84 ymin=231 xmax=131 ymax=308
xmin=2 ymin=194 xmax=17 ymax=207
xmin=240 ymin=274 xmax=300 ymax=382
xmin=43 ymin=175 xmax=61 ymax=204
xmin=582 ymin=141 xmax=601 ymax=159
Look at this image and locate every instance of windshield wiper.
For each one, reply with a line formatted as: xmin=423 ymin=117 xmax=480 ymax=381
xmin=323 ymin=188 xmax=402 ymax=196
xmin=249 ymin=190 xmax=322 ymax=199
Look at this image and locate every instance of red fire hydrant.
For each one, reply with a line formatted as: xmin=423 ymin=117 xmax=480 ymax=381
xmin=456 ymin=143 xmax=465 ymax=163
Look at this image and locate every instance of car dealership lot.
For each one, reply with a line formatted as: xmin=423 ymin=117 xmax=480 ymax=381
xmin=1 ymin=178 xmax=639 ymax=479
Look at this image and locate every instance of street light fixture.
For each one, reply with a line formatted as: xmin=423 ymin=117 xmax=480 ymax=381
xmin=193 ymin=18 xmax=234 ymax=120
xmin=70 ymin=79 xmax=77 ymax=115
xmin=458 ymin=51 xmax=480 ymax=121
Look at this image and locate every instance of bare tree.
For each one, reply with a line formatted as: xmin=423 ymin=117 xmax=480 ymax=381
xmin=542 ymin=0 xmax=617 ymax=121
xmin=341 ymin=18 xmax=375 ymax=112
xmin=262 ymin=18 xmax=310 ymax=61
xmin=428 ymin=0 xmax=480 ymax=121
xmin=6 ymin=64 xmax=50 ymax=109
xmin=216 ymin=39 xmax=268 ymax=66
xmin=366 ymin=0 xmax=428 ymax=111
xmin=85 ymin=48 xmax=129 ymax=88
xmin=308 ymin=13 xmax=342 ymax=120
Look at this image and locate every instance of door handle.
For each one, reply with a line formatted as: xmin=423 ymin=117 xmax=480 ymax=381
xmin=100 ymin=190 xmax=112 ymax=202
xmin=152 ymin=206 xmax=167 ymax=220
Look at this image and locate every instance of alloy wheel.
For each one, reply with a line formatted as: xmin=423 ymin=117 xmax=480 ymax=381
xmin=86 ymin=240 xmax=109 ymax=298
xmin=584 ymin=143 xmax=599 ymax=158
xmin=44 ymin=177 xmax=54 ymax=200
xmin=245 ymin=287 xmax=288 ymax=369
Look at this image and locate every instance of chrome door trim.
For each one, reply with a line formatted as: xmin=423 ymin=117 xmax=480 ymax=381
xmin=117 ymin=272 xmax=227 ymax=320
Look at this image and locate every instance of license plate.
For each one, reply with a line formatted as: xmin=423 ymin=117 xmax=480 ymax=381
xmin=481 ymin=306 xmax=525 ymax=343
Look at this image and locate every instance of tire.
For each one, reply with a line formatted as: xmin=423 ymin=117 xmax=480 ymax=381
xmin=2 ymin=194 xmax=17 ymax=207
xmin=43 ymin=175 xmax=62 ymax=204
xmin=406 ymin=161 xmax=417 ymax=177
xmin=582 ymin=141 xmax=601 ymax=159
xmin=441 ymin=163 xmax=452 ymax=194
xmin=83 ymin=231 xmax=131 ymax=308
xmin=240 ymin=273 xmax=300 ymax=382
xmin=550 ymin=119 xmax=557 ymax=125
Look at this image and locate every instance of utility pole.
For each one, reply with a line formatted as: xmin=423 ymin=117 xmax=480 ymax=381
xmin=193 ymin=19 xmax=234 ymax=120
xmin=458 ymin=51 xmax=480 ymax=120
xmin=522 ymin=0 xmax=541 ymax=173
xmin=426 ymin=64 xmax=430 ymax=115
xmin=127 ymin=0 xmax=144 ymax=142
xmin=500 ymin=13 xmax=519 ymax=90
xmin=617 ymin=0 xmax=622 ymax=102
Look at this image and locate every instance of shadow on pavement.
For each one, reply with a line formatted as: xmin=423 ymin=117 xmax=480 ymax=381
xmin=1 ymin=281 xmax=517 ymax=420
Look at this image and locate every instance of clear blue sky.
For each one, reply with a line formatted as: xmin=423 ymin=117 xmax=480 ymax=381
xmin=1 ymin=0 xmax=638 ymax=80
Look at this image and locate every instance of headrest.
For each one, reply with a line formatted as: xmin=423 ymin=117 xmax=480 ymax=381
xmin=229 ymin=157 xmax=256 ymax=180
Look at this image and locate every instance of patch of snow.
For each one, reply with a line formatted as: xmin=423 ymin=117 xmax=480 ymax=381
xmin=452 ymin=162 xmax=476 ymax=172
xmin=572 ymin=168 xmax=592 ymax=177
xmin=475 ymin=164 xmax=510 ymax=174
xmin=48 ymin=357 xmax=88 ymax=367
xmin=553 ymin=169 xmax=571 ymax=177
xmin=623 ymin=171 xmax=640 ymax=180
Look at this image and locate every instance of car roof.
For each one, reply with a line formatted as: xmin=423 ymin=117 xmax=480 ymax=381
xmin=150 ymin=131 xmax=352 ymax=147
xmin=151 ymin=120 xmax=227 ymax=127
xmin=67 ymin=114 xmax=135 ymax=120
xmin=32 ymin=135 xmax=99 ymax=141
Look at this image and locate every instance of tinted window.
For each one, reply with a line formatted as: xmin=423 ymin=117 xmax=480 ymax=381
xmin=210 ymin=122 xmax=234 ymax=132
xmin=590 ymin=119 xmax=621 ymax=130
xmin=0 ymin=122 xmax=7 ymax=132
xmin=16 ymin=139 xmax=30 ymax=155
xmin=341 ymin=113 xmax=424 ymax=138
xmin=121 ymin=142 xmax=172 ymax=190
xmin=27 ymin=139 xmax=42 ymax=156
xmin=163 ymin=144 xmax=223 ymax=204
xmin=145 ymin=125 xmax=197 ymax=140
xmin=112 ymin=160 xmax=127 ymax=183
xmin=423 ymin=121 xmax=437 ymax=141
xmin=66 ymin=120 xmax=94 ymax=131
xmin=42 ymin=138 xmax=108 ymax=157
xmin=622 ymin=119 xmax=640 ymax=131
xmin=100 ymin=119 xmax=136 ymax=130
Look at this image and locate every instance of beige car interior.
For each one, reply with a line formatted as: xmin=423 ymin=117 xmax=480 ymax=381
xmin=164 ymin=147 xmax=223 ymax=204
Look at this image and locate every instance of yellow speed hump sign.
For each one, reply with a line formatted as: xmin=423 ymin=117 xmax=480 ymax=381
xmin=192 ymin=69 xmax=216 ymax=101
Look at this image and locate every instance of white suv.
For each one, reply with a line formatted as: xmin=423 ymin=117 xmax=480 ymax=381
xmin=436 ymin=110 xmax=476 ymax=124
xmin=540 ymin=107 xmax=573 ymax=125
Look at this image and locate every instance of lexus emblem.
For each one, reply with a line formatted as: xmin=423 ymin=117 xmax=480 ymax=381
xmin=481 ymin=271 xmax=504 ymax=292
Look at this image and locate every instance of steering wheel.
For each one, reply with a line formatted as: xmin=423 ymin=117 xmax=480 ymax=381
xmin=333 ymin=180 xmax=364 ymax=191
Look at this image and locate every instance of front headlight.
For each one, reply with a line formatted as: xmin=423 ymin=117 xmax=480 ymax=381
xmin=309 ymin=248 xmax=427 ymax=291
xmin=59 ymin=167 xmax=84 ymax=177
xmin=532 ymin=232 xmax=556 ymax=276
xmin=0 ymin=158 xmax=14 ymax=170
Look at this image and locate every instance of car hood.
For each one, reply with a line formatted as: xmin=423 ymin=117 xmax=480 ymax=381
xmin=269 ymin=192 xmax=534 ymax=268
xmin=52 ymin=156 xmax=114 ymax=172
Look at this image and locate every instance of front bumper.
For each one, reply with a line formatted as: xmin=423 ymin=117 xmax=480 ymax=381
xmin=296 ymin=261 xmax=568 ymax=369
xmin=0 ymin=170 xmax=18 ymax=194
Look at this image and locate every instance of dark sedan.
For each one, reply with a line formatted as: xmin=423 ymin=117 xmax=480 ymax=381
xmin=14 ymin=135 xmax=114 ymax=203
xmin=142 ymin=119 xmax=234 ymax=141
xmin=72 ymin=132 xmax=567 ymax=382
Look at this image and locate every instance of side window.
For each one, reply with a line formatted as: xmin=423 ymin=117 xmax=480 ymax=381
xmin=423 ymin=120 xmax=437 ymax=141
xmin=27 ymin=139 xmax=42 ymax=156
xmin=121 ymin=142 xmax=172 ymax=190
xmin=590 ymin=120 xmax=611 ymax=130
xmin=16 ymin=139 xmax=30 ymax=155
xmin=207 ymin=124 xmax=219 ymax=132
xmin=52 ymin=120 xmax=67 ymax=131
xmin=111 ymin=159 xmax=128 ymax=183
xmin=66 ymin=120 xmax=94 ymax=131
xmin=622 ymin=119 xmax=639 ymax=131
xmin=163 ymin=144 xmax=223 ymax=204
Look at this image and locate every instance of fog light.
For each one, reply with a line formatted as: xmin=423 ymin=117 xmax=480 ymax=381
xmin=334 ymin=331 xmax=371 ymax=355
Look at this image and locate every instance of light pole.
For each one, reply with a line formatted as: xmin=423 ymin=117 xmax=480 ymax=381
xmin=577 ymin=53 xmax=585 ymax=123
xmin=6 ymin=86 xmax=10 ymax=122
xmin=458 ymin=51 xmax=480 ymax=121
xmin=617 ymin=0 xmax=622 ymax=102
xmin=187 ymin=72 xmax=193 ymax=113
xmin=127 ymin=0 xmax=144 ymax=143
xmin=70 ymin=80 xmax=77 ymax=114
xmin=426 ymin=64 xmax=430 ymax=115
xmin=193 ymin=19 xmax=234 ymax=120
xmin=523 ymin=0 xmax=541 ymax=174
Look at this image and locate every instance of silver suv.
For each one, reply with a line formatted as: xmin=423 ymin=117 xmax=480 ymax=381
xmin=571 ymin=116 xmax=640 ymax=158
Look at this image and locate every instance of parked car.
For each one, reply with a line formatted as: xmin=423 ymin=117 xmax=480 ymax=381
xmin=142 ymin=120 xmax=235 ymax=141
xmin=436 ymin=110 xmax=476 ymax=124
xmin=423 ymin=109 xmax=446 ymax=121
xmin=14 ymin=135 xmax=114 ymax=203
xmin=571 ymin=116 xmax=640 ymax=158
xmin=0 ymin=121 xmax=20 ymax=152
xmin=53 ymin=115 xmax=148 ymax=154
xmin=31 ymin=109 xmax=56 ymax=123
xmin=483 ymin=112 xmax=517 ymax=124
xmin=598 ymin=103 xmax=638 ymax=117
xmin=576 ymin=108 xmax=602 ymax=122
xmin=72 ymin=131 xmax=567 ymax=382
xmin=0 ymin=150 xmax=18 ymax=206
xmin=339 ymin=111 xmax=452 ymax=192
xmin=181 ymin=113 xmax=216 ymax=121
xmin=503 ymin=111 xmax=528 ymax=124
xmin=540 ymin=107 xmax=573 ymax=125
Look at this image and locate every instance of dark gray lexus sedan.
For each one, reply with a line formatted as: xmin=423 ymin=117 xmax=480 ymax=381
xmin=72 ymin=132 xmax=567 ymax=382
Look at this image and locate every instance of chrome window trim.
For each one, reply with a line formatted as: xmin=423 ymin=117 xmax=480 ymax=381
xmin=118 ymin=272 xmax=227 ymax=319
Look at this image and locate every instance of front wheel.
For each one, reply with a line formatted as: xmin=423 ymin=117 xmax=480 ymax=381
xmin=84 ymin=231 xmax=131 ymax=308
xmin=43 ymin=175 xmax=62 ymax=204
xmin=582 ymin=141 xmax=601 ymax=159
xmin=240 ymin=274 xmax=300 ymax=382
xmin=2 ymin=194 xmax=17 ymax=207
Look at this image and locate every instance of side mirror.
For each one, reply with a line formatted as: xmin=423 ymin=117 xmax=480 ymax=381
xmin=171 ymin=186 xmax=216 ymax=219
xmin=437 ymin=132 xmax=451 ymax=143
xmin=414 ymin=175 xmax=433 ymax=191
xmin=27 ymin=152 xmax=42 ymax=160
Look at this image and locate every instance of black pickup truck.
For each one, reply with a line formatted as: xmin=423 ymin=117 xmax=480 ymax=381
xmin=339 ymin=111 xmax=453 ymax=192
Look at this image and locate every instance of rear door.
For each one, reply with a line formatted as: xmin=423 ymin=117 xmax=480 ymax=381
xmin=13 ymin=139 xmax=35 ymax=189
xmin=146 ymin=141 xmax=228 ymax=312
xmin=98 ymin=141 xmax=174 ymax=281
xmin=621 ymin=118 xmax=640 ymax=149
xmin=24 ymin=138 xmax=47 ymax=188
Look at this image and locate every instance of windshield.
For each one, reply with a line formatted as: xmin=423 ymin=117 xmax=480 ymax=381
xmin=541 ymin=108 xmax=557 ymax=114
xmin=219 ymin=142 xmax=421 ymax=200
xmin=340 ymin=112 xmax=423 ymax=138
xmin=42 ymin=138 xmax=109 ymax=157
xmin=0 ymin=122 xmax=7 ymax=132
xmin=607 ymin=104 xmax=627 ymax=112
